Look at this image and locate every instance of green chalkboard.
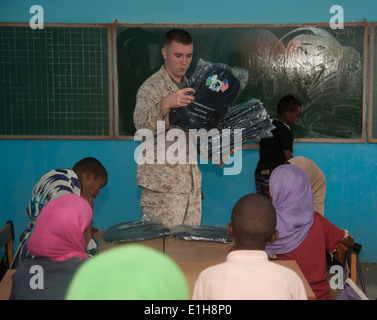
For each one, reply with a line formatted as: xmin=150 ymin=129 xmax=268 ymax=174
xmin=0 ymin=23 xmax=112 ymax=138
xmin=115 ymin=23 xmax=367 ymax=141
xmin=368 ymin=22 xmax=377 ymax=142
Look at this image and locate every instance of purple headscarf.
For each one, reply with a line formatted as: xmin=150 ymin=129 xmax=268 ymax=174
xmin=265 ymin=164 xmax=315 ymax=255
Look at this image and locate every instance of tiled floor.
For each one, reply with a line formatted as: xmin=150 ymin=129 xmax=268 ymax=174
xmin=360 ymin=263 xmax=377 ymax=300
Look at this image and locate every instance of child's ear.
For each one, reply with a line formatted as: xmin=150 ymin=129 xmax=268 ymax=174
xmin=227 ymin=222 xmax=234 ymax=239
xmin=268 ymin=230 xmax=279 ymax=244
xmin=83 ymin=170 xmax=95 ymax=181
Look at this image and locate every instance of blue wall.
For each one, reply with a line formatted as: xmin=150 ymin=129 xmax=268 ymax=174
xmin=1 ymin=0 xmax=377 ymax=262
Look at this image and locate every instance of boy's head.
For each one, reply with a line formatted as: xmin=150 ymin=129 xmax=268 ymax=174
xmin=277 ymin=94 xmax=302 ymax=126
xmin=72 ymin=157 xmax=108 ymax=200
xmin=228 ymin=193 xmax=278 ymax=250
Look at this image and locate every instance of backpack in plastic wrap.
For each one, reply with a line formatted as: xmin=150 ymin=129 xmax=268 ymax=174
xmin=169 ymin=59 xmax=248 ymax=130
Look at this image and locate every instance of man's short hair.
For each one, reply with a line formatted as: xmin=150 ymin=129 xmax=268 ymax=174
xmin=164 ymin=29 xmax=193 ymax=47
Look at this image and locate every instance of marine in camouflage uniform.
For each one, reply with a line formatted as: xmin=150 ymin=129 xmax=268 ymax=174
xmin=134 ymin=65 xmax=202 ymax=228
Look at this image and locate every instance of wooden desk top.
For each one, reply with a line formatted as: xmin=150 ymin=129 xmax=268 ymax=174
xmin=164 ymin=236 xmax=234 ymax=263
xmin=93 ymin=230 xmax=164 ymax=253
xmin=177 ymin=260 xmax=316 ymax=300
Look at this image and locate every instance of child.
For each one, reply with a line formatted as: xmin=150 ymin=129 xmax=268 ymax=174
xmin=255 ymin=95 xmax=302 ymax=197
xmin=192 ymin=193 xmax=307 ymax=300
xmin=10 ymin=194 xmax=93 ymax=300
xmin=265 ymin=164 xmax=354 ymax=300
xmin=26 ymin=157 xmax=108 ymax=219
xmin=287 ymin=156 xmax=327 ymax=216
xmin=13 ymin=157 xmax=108 ymax=267
xmin=66 ymin=245 xmax=189 ymax=300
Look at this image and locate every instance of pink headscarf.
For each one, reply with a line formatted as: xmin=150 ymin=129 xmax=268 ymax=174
xmin=27 ymin=193 xmax=93 ymax=261
xmin=265 ymin=164 xmax=315 ymax=255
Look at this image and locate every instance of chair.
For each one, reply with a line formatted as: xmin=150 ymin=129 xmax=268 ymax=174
xmin=0 ymin=221 xmax=15 ymax=281
xmin=333 ymin=241 xmax=358 ymax=283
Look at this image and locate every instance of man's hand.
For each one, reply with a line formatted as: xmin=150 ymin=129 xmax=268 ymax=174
xmin=161 ymin=88 xmax=195 ymax=118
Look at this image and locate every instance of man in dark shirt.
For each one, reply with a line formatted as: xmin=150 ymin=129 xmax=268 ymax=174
xmin=255 ymin=95 xmax=302 ymax=197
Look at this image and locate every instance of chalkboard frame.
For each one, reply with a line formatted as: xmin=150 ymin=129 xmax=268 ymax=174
xmin=0 ymin=22 xmax=114 ymax=140
xmin=368 ymin=22 xmax=377 ymax=143
xmin=114 ymin=22 xmax=368 ymax=143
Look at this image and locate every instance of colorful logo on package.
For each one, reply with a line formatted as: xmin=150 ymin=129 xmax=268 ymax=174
xmin=206 ymin=75 xmax=229 ymax=93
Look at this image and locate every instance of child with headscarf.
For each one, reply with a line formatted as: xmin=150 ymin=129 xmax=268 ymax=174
xmin=13 ymin=157 xmax=108 ymax=267
xmin=192 ymin=193 xmax=307 ymax=300
xmin=265 ymin=164 xmax=354 ymax=300
xmin=287 ymin=156 xmax=327 ymax=216
xmin=65 ymin=245 xmax=189 ymax=300
xmin=10 ymin=194 xmax=93 ymax=300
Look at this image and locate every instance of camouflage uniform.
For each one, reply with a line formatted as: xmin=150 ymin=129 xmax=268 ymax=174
xmin=134 ymin=66 xmax=202 ymax=228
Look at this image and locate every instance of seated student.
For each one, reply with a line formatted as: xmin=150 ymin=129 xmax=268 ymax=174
xmin=13 ymin=157 xmax=108 ymax=266
xmin=66 ymin=245 xmax=188 ymax=300
xmin=287 ymin=156 xmax=327 ymax=216
xmin=10 ymin=194 xmax=93 ymax=300
xmin=265 ymin=164 xmax=354 ymax=300
xmin=26 ymin=157 xmax=108 ymax=218
xmin=192 ymin=193 xmax=307 ymax=300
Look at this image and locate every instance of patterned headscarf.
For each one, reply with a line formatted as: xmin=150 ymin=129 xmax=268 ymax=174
xmin=265 ymin=164 xmax=315 ymax=255
xmin=26 ymin=169 xmax=80 ymax=221
xmin=27 ymin=193 xmax=92 ymax=261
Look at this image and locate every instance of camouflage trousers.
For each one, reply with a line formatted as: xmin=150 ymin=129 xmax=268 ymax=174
xmin=140 ymin=187 xmax=202 ymax=228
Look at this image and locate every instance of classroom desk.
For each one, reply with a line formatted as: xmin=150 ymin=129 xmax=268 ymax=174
xmin=164 ymin=236 xmax=234 ymax=263
xmin=178 ymin=260 xmax=316 ymax=300
xmin=93 ymin=230 xmax=164 ymax=253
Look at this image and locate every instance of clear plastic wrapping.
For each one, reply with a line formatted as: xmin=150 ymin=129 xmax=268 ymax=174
xmin=172 ymin=224 xmax=232 ymax=244
xmin=169 ymin=59 xmax=248 ymax=130
xmin=197 ymin=99 xmax=275 ymax=160
xmin=103 ymin=220 xmax=170 ymax=244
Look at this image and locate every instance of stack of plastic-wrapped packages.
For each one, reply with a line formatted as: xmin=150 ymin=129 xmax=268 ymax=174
xmin=169 ymin=59 xmax=275 ymax=161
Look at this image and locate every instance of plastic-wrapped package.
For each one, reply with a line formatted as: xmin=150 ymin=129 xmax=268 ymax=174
xmin=169 ymin=59 xmax=248 ymax=130
xmin=103 ymin=220 xmax=170 ymax=244
xmin=197 ymin=99 xmax=275 ymax=160
xmin=172 ymin=225 xmax=232 ymax=244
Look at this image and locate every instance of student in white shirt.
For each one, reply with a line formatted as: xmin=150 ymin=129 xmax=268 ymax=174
xmin=192 ymin=193 xmax=307 ymax=300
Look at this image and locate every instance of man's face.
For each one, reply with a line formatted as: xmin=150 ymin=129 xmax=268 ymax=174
xmin=161 ymin=41 xmax=193 ymax=83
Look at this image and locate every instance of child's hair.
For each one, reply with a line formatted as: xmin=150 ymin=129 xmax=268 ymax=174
xmin=231 ymin=193 xmax=276 ymax=248
xmin=72 ymin=157 xmax=107 ymax=179
xmin=164 ymin=29 xmax=193 ymax=47
xmin=277 ymin=95 xmax=302 ymax=115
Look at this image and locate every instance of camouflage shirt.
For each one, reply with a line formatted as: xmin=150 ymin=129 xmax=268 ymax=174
xmin=134 ymin=65 xmax=202 ymax=193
